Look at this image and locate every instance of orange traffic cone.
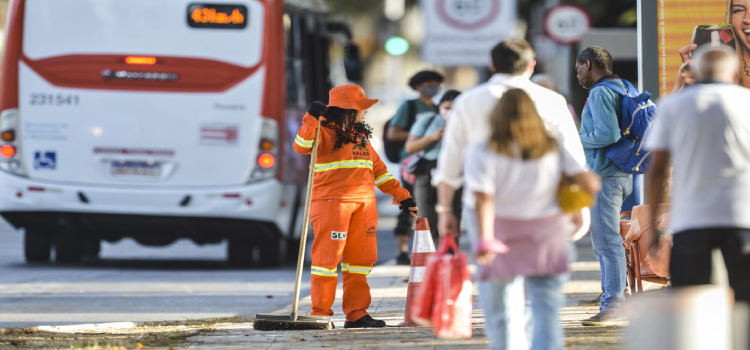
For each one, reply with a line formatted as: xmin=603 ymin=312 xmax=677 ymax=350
xmin=398 ymin=217 xmax=436 ymax=327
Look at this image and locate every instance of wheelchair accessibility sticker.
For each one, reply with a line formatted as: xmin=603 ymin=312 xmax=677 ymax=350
xmin=34 ymin=151 xmax=57 ymax=170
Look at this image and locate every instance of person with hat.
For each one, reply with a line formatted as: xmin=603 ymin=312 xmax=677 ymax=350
xmin=294 ymin=84 xmax=418 ymax=328
xmin=387 ymin=70 xmax=444 ymax=265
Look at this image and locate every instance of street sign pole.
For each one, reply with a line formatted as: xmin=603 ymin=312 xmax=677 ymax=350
xmin=636 ymin=0 xmax=660 ymax=207
xmin=638 ymin=0 xmax=660 ymax=100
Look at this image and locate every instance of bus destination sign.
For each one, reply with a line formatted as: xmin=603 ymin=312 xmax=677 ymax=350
xmin=187 ymin=3 xmax=248 ymax=29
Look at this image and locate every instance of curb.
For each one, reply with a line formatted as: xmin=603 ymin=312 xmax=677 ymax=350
xmin=0 ymin=321 xmax=139 ymax=335
xmin=0 ymin=263 xmax=403 ymax=336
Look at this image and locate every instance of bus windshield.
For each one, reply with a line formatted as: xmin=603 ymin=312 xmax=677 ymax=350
xmin=23 ymin=0 xmax=265 ymax=67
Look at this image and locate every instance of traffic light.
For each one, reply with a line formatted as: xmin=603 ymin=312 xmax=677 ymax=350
xmin=385 ymin=36 xmax=409 ymax=56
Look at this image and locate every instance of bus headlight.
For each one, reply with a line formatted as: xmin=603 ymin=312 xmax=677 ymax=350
xmin=0 ymin=109 xmax=27 ymax=176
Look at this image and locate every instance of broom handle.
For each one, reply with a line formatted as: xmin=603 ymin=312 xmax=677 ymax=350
xmin=290 ymin=118 xmax=321 ymax=321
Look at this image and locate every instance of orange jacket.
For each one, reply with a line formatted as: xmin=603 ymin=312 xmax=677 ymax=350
xmin=293 ymin=114 xmax=411 ymax=202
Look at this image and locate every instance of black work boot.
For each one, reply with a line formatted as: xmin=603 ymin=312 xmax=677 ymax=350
xmin=343 ymin=315 xmax=386 ymax=328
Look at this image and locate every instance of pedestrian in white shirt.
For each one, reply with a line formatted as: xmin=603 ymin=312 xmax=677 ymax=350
xmin=645 ymin=45 xmax=750 ymax=304
xmin=465 ymin=89 xmax=600 ymax=350
xmin=433 ymin=39 xmax=587 ymax=243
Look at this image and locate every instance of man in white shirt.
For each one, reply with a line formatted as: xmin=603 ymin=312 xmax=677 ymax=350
xmin=645 ymin=45 xmax=750 ymax=304
xmin=433 ymin=39 xmax=587 ymax=241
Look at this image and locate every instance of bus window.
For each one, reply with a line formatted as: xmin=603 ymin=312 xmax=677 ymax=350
xmin=305 ymin=21 xmax=332 ymax=104
xmin=285 ymin=14 xmax=309 ymax=110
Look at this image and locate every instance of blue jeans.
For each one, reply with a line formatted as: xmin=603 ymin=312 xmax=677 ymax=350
xmin=589 ymin=175 xmax=632 ymax=312
xmin=478 ymin=275 xmax=568 ymax=350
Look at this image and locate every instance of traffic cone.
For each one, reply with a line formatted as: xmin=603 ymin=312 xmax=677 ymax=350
xmin=398 ymin=217 xmax=436 ymax=327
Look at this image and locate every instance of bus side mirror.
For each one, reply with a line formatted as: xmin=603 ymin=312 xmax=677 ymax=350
xmin=344 ymin=43 xmax=363 ymax=83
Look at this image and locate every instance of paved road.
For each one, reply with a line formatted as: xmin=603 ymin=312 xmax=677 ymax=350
xmin=0 ymin=201 xmax=405 ymax=329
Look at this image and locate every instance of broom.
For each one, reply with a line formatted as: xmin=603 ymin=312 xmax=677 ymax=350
xmin=253 ymin=117 xmax=334 ymax=331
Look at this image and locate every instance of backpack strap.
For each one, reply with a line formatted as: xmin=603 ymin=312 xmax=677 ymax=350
xmin=406 ymin=99 xmax=417 ymax=131
xmin=592 ymin=79 xmax=626 ymax=130
xmin=634 ymin=91 xmax=652 ymax=103
xmin=596 ymin=79 xmax=629 ymax=96
xmin=421 ymin=115 xmax=441 ymax=153
xmin=423 ymin=114 xmax=439 ymax=132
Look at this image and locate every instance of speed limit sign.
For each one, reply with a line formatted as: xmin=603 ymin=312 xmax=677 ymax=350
xmin=543 ymin=4 xmax=591 ymax=45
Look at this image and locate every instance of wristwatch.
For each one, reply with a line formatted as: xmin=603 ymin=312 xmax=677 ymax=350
xmin=435 ymin=204 xmax=451 ymax=214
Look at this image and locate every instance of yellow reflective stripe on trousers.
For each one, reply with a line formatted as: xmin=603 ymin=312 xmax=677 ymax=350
xmin=314 ymin=160 xmax=373 ymax=173
xmin=374 ymin=172 xmax=396 ymax=186
xmin=295 ymin=135 xmax=313 ymax=148
xmin=311 ymin=265 xmax=337 ymax=277
xmin=342 ymin=263 xmax=372 ymax=275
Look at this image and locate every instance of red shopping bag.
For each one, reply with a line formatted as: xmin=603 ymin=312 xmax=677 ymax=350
xmin=410 ymin=236 xmax=473 ymax=339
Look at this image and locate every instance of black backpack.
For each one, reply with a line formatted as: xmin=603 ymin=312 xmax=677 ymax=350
xmin=383 ymin=100 xmax=416 ymax=163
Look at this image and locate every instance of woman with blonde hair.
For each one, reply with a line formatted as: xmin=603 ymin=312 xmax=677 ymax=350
xmin=465 ymin=89 xmax=599 ymax=350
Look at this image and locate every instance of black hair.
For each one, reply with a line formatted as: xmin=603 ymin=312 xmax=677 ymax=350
xmin=577 ymin=46 xmax=614 ymax=73
xmin=491 ymin=39 xmax=536 ymax=75
xmin=439 ymin=89 xmax=461 ymax=105
xmin=408 ymin=70 xmax=444 ymax=89
xmin=322 ymin=107 xmax=373 ymax=151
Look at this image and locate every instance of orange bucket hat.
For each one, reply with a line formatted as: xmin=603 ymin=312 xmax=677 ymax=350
xmin=327 ymin=84 xmax=379 ymax=111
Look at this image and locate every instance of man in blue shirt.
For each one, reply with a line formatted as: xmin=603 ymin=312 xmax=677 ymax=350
xmin=575 ymin=46 xmax=632 ymax=326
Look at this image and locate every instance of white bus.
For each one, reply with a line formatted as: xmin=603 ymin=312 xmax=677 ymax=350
xmin=0 ymin=0 xmax=360 ymax=266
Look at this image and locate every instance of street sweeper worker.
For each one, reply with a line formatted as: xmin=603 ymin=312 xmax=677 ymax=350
xmin=293 ymin=84 xmax=418 ymax=329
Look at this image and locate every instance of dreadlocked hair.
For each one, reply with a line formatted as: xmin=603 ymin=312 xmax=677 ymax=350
xmin=322 ymin=106 xmax=373 ymax=151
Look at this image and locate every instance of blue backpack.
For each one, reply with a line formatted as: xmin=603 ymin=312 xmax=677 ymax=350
xmin=594 ymin=79 xmax=657 ymax=174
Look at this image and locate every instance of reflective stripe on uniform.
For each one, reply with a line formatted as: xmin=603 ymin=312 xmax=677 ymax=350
xmin=311 ymin=265 xmax=337 ymax=277
xmin=295 ymin=135 xmax=313 ymax=148
xmin=342 ymin=263 xmax=372 ymax=275
xmin=314 ymin=160 xmax=373 ymax=173
xmin=374 ymin=172 xmax=396 ymax=186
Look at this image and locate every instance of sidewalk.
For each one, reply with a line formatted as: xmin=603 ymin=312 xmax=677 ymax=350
xmin=0 ymin=240 xmax=626 ymax=349
xmin=180 ymin=240 xmax=625 ymax=349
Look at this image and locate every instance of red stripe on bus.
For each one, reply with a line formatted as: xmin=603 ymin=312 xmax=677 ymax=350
xmin=21 ymin=54 xmax=263 ymax=93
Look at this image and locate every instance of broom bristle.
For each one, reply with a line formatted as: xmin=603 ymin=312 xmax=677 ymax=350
xmin=253 ymin=320 xmax=334 ymax=331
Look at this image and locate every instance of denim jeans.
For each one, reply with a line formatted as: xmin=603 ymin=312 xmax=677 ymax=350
xmin=415 ymin=172 xmax=462 ymax=243
xmin=478 ymin=275 xmax=568 ymax=350
xmin=589 ymin=174 xmax=632 ymax=312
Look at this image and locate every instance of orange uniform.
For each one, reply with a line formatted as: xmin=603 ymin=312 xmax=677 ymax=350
xmin=294 ymin=110 xmax=411 ymax=321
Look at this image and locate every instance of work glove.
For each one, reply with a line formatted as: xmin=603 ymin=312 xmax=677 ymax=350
xmin=308 ymin=101 xmax=328 ymax=119
xmin=399 ymin=198 xmax=418 ymax=216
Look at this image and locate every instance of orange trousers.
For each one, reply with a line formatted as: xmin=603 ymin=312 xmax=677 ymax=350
xmin=309 ymin=198 xmax=378 ymax=321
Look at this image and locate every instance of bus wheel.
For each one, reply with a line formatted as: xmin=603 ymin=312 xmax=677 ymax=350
xmin=286 ymin=238 xmax=301 ymax=263
xmin=24 ymin=229 xmax=52 ymax=262
xmin=81 ymin=237 xmax=101 ymax=259
xmin=55 ymin=231 xmax=82 ymax=263
xmin=258 ymin=236 xmax=285 ymax=268
xmin=227 ymin=236 xmax=254 ymax=267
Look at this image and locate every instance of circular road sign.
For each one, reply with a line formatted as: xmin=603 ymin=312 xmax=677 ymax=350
xmin=436 ymin=0 xmax=501 ymax=31
xmin=543 ymin=4 xmax=591 ymax=45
